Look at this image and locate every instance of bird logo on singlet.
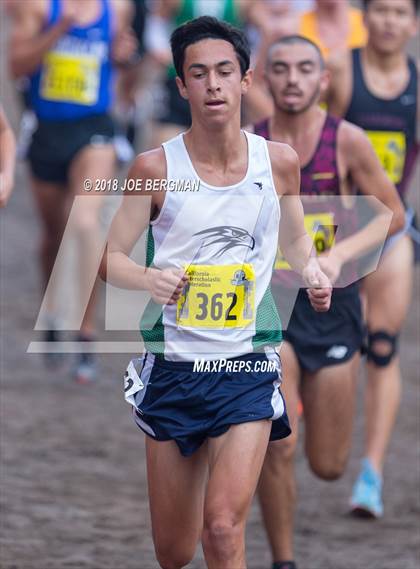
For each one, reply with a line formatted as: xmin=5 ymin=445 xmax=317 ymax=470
xmin=193 ymin=226 xmax=255 ymax=258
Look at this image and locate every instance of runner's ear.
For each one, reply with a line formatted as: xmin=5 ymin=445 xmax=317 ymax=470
xmin=241 ymin=69 xmax=253 ymax=95
xmin=175 ymin=76 xmax=189 ymax=100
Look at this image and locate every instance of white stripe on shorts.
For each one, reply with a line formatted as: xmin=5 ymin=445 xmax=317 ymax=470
xmin=264 ymin=346 xmax=284 ymax=420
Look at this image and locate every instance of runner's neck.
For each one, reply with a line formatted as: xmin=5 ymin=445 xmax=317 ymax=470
xmin=184 ymin=123 xmax=246 ymax=172
xmin=63 ymin=0 xmax=103 ymax=28
xmin=271 ymin=106 xmax=325 ymax=148
xmin=363 ymin=44 xmax=408 ymax=74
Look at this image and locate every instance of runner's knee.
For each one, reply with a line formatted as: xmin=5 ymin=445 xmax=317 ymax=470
xmin=307 ymin=451 xmax=347 ymax=481
xmin=202 ymin=515 xmax=242 ymax=560
xmin=265 ymin=433 xmax=298 ymax=466
xmin=367 ymin=330 xmax=399 ymax=367
xmin=155 ymin=541 xmax=195 ymax=569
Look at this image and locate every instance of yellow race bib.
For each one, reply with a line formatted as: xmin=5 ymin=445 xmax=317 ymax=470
xmin=366 ymin=131 xmax=406 ymax=184
xmin=177 ymin=264 xmax=255 ymax=328
xmin=275 ymin=212 xmax=335 ymax=270
xmin=40 ymin=51 xmax=100 ymax=105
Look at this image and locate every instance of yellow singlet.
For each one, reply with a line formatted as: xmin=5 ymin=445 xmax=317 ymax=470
xmin=299 ymin=7 xmax=367 ymax=59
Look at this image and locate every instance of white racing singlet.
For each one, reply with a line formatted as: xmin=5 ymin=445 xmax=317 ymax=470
xmin=140 ymin=130 xmax=282 ymax=361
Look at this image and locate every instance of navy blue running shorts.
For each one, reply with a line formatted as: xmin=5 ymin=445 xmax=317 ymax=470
xmin=124 ymin=350 xmax=291 ymax=457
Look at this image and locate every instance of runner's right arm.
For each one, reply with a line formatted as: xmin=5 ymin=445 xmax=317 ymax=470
xmin=102 ymin=149 xmax=187 ymax=305
xmin=8 ymin=0 xmax=76 ymax=78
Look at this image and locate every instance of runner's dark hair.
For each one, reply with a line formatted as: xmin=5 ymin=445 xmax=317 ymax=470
xmin=170 ymin=16 xmax=250 ymax=83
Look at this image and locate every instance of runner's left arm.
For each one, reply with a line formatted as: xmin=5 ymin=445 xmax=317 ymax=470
xmin=0 ymin=106 xmax=16 ymax=208
xmin=268 ymin=141 xmax=331 ymax=312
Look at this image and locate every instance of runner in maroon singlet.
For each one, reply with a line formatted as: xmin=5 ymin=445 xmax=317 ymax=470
xmin=248 ymin=35 xmax=404 ymax=569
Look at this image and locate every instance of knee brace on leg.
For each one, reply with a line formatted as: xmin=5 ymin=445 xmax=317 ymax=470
xmin=366 ymin=330 xmax=399 ymax=367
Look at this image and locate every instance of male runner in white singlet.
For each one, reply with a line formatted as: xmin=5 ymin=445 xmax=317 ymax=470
xmin=103 ymin=17 xmax=331 ymax=569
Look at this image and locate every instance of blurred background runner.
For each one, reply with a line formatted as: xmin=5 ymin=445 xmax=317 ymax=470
xmin=7 ymin=0 xmax=137 ymax=382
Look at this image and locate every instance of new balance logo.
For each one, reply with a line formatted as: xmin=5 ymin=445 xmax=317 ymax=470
xmin=326 ymin=345 xmax=348 ymax=359
xmin=400 ymin=95 xmax=415 ymax=106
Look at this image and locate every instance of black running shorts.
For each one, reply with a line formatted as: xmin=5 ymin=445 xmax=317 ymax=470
xmin=274 ymin=283 xmax=364 ymax=373
xmin=28 ymin=113 xmax=115 ymax=184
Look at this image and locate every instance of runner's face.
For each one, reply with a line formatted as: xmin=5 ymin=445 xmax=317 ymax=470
xmin=177 ymin=39 xmax=251 ymax=125
xmin=365 ymin=0 xmax=417 ymax=54
xmin=265 ymin=43 xmax=328 ymax=114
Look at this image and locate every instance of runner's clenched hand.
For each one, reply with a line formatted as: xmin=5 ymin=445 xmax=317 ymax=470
xmin=145 ymin=268 xmax=189 ymax=305
xmin=302 ymin=258 xmax=332 ymax=312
